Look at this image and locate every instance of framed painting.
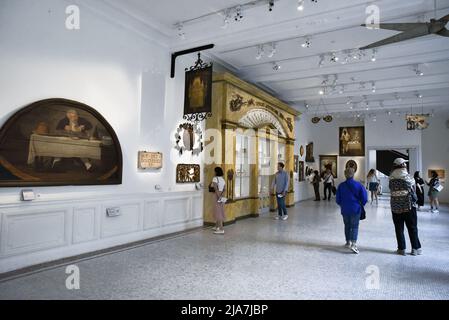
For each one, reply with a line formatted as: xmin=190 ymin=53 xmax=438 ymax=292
xmin=320 ymin=155 xmax=338 ymax=178
xmin=184 ymin=65 xmax=212 ymax=116
xmin=428 ymin=169 xmax=445 ymax=180
xmin=298 ymin=161 xmax=305 ymax=182
xmin=294 ymin=155 xmax=299 ymax=173
xmin=345 ymin=160 xmax=358 ymax=173
xmin=0 ymin=98 xmax=122 ymax=187
xmin=300 ymin=145 xmax=304 ymax=157
xmin=339 ymin=126 xmax=365 ymax=157
xmin=305 ymin=142 xmax=315 ymax=163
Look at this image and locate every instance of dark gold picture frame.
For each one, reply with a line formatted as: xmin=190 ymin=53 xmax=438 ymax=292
xmin=184 ymin=65 xmax=212 ymax=116
xmin=176 ymin=164 xmax=200 ymax=183
xmin=339 ymin=126 xmax=365 ymax=157
xmin=0 ymin=98 xmax=123 ymax=187
xmin=320 ymin=155 xmax=338 ymax=179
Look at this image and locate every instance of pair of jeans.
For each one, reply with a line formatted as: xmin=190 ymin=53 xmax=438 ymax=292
xmin=342 ymin=213 xmax=361 ymax=242
xmin=313 ymin=184 xmax=320 ymax=200
xmin=324 ymin=183 xmax=332 ymax=200
xmin=276 ymin=194 xmax=288 ymax=217
xmin=392 ymin=207 xmax=421 ymax=250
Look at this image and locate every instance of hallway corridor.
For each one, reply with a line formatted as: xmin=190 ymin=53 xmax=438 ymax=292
xmin=1 ymin=197 xmax=448 ymax=300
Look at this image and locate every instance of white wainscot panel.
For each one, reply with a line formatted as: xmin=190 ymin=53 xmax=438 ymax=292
xmin=192 ymin=196 xmax=203 ymax=220
xmin=73 ymin=206 xmax=98 ymax=244
xmin=101 ymin=202 xmax=142 ymax=238
xmin=1 ymin=208 xmax=68 ymax=257
xmin=144 ymin=200 xmax=161 ymax=230
xmin=163 ymin=197 xmax=190 ymax=225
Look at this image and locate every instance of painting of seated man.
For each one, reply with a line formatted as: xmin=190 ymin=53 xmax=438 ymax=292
xmin=0 ymin=99 xmax=122 ymax=187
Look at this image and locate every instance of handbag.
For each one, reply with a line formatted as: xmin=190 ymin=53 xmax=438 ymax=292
xmin=209 ymin=177 xmax=217 ymax=193
xmin=435 ymin=184 xmax=444 ymax=192
xmin=332 ymin=186 xmax=337 ymax=195
xmin=346 ymin=181 xmax=366 ymax=220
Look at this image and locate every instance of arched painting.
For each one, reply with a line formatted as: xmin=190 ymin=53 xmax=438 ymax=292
xmin=0 ymin=99 xmax=123 ymax=187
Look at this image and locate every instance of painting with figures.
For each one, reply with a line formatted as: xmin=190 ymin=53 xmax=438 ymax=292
xmin=339 ymin=126 xmax=365 ymax=157
xmin=320 ymin=155 xmax=338 ymax=179
xmin=0 ymin=99 xmax=122 ymax=187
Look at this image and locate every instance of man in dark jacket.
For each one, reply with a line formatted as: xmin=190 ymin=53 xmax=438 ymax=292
xmin=389 ymin=158 xmax=422 ymax=256
xmin=336 ymin=168 xmax=368 ymax=254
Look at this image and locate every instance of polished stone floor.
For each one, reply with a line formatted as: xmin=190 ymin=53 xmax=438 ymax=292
xmin=1 ymin=197 xmax=448 ymax=300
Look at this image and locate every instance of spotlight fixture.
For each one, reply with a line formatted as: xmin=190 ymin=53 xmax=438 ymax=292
xmin=359 ymin=82 xmax=366 ymax=90
xmin=413 ymin=65 xmax=424 ymax=76
xmin=301 ymin=37 xmax=311 ymax=48
xmin=330 ymin=52 xmax=339 ymax=62
xmin=416 ymin=92 xmax=423 ymax=99
xmin=234 ymin=6 xmax=243 ymax=21
xmin=394 ymin=92 xmax=402 ymax=101
xmin=268 ymin=0 xmax=274 ymax=12
xmin=346 ymin=97 xmax=353 ymax=105
xmin=267 ymin=42 xmax=277 ymax=58
xmin=255 ymin=45 xmax=264 ymax=60
xmin=272 ymin=62 xmax=281 ymax=71
xmin=339 ymin=85 xmax=345 ymax=94
xmin=297 ymin=0 xmax=305 ymax=11
xmin=370 ymin=49 xmax=377 ymax=62
xmin=318 ymin=54 xmax=325 ymax=68
xmin=371 ymin=81 xmax=376 ymax=93
xmin=176 ymin=23 xmax=186 ymax=39
xmin=221 ymin=9 xmax=231 ymax=29
xmin=319 ymin=88 xmax=325 ymax=95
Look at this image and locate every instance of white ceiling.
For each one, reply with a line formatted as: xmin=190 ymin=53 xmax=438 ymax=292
xmin=96 ymin=0 xmax=449 ymax=116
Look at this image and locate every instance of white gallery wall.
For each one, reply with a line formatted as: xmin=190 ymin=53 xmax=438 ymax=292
xmin=422 ymin=109 xmax=449 ymax=203
xmin=295 ymin=111 xmax=449 ymax=204
xmin=0 ymin=0 xmax=205 ymax=273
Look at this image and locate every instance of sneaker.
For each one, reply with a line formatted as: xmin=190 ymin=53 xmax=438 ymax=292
xmin=282 ymin=215 xmax=288 ymax=221
xmin=212 ymin=227 xmax=218 ymax=231
xmin=434 ymin=209 xmax=439 ymax=213
xmin=411 ymin=248 xmax=423 ymax=256
xmin=344 ymin=242 xmax=351 ymax=248
xmin=350 ymin=244 xmax=360 ymax=254
xmin=417 ymin=248 xmax=423 ymax=255
xmin=213 ymin=229 xmax=224 ymax=235
xmin=274 ymin=216 xmax=280 ymax=220
xmin=396 ymin=249 xmax=406 ymax=256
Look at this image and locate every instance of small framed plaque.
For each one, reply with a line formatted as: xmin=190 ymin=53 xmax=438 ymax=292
xmin=21 ymin=189 xmax=36 ymax=201
xmin=138 ymin=151 xmax=163 ymax=170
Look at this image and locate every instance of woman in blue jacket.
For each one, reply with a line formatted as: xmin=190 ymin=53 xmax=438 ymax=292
xmin=336 ymin=168 xmax=368 ymax=254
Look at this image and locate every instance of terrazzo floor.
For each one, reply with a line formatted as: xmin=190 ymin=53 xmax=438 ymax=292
xmin=1 ymin=197 xmax=448 ymax=300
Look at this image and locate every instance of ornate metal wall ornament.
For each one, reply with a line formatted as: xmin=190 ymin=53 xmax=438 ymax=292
xmin=311 ymin=116 xmax=321 ymax=124
xmin=174 ymin=122 xmax=203 ymax=156
xmin=323 ymin=115 xmax=333 ymax=123
xmin=184 ymin=52 xmax=213 ymax=122
xmin=176 ymin=164 xmax=200 ymax=183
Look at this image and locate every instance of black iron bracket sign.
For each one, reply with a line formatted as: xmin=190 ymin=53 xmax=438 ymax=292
xmin=170 ymin=44 xmax=215 ymax=78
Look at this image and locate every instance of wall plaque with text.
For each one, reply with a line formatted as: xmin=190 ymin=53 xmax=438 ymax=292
xmin=138 ymin=151 xmax=163 ymax=169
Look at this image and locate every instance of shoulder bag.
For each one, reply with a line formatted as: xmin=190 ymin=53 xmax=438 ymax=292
xmin=346 ymin=181 xmax=366 ymax=220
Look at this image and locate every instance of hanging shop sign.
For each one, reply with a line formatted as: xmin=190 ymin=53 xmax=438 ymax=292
xmin=184 ymin=53 xmax=213 ymax=122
